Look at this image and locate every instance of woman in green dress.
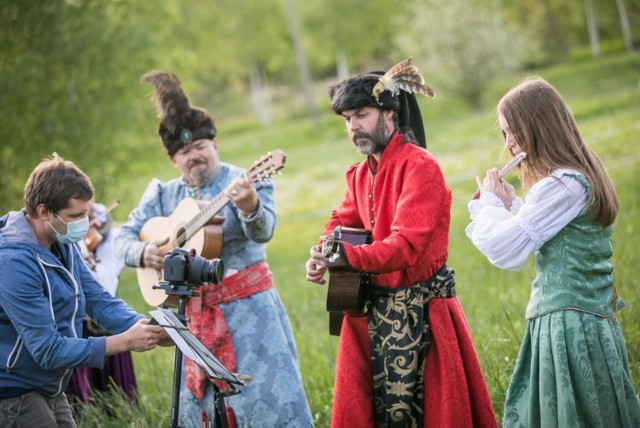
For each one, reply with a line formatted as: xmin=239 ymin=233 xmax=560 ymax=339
xmin=466 ymin=76 xmax=640 ymax=427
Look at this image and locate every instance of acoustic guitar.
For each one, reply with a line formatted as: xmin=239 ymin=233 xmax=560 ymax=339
xmin=321 ymin=226 xmax=372 ymax=336
xmin=137 ymin=149 xmax=286 ymax=307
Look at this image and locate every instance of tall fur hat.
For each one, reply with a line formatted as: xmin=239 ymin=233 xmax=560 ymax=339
xmin=329 ymin=73 xmax=402 ymax=113
xmin=141 ymin=71 xmax=216 ymax=156
xmin=329 ymin=57 xmax=435 ymax=149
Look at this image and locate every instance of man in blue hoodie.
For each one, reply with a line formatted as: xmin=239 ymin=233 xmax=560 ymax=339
xmin=0 ymin=154 xmax=169 ymax=427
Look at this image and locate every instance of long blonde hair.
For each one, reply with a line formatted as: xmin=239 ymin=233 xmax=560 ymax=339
xmin=498 ymin=77 xmax=618 ymax=226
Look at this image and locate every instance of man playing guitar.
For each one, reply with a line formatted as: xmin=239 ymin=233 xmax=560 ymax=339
xmin=305 ymin=58 xmax=497 ymax=427
xmin=114 ymin=71 xmax=311 ymax=427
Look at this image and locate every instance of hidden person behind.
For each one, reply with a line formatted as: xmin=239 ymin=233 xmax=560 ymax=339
xmin=65 ymin=199 xmax=139 ymax=409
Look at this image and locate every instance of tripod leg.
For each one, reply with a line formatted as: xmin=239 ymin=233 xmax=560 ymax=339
xmin=214 ymin=389 xmax=229 ymax=428
xmin=169 ymin=339 xmax=184 ymax=427
xmin=169 ymin=294 xmax=189 ymax=428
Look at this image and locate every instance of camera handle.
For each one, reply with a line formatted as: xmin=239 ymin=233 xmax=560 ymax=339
xmin=153 ymin=281 xmax=233 ymax=428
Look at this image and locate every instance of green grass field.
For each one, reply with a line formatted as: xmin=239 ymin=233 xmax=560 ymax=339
xmin=73 ymin=52 xmax=640 ymax=427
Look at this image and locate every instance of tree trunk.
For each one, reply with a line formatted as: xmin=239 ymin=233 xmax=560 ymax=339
xmin=584 ymin=0 xmax=601 ymax=58
xmin=283 ymin=0 xmax=317 ymax=121
xmin=615 ymin=0 xmax=634 ymax=52
xmin=250 ymin=65 xmax=273 ymax=126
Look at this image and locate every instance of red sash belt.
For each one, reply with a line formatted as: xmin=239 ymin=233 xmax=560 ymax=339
xmin=185 ymin=261 xmax=273 ymax=400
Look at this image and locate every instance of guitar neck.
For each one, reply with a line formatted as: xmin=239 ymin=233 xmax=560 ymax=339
xmin=177 ymin=149 xmax=286 ymax=244
xmin=183 ymin=193 xmax=229 ymax=242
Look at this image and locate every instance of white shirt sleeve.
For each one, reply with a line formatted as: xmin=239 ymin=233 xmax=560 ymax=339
xmin=93 ymin=227 xmax=125 ymax=296
xmin=465 ymin=169 xmax=588 ymax=271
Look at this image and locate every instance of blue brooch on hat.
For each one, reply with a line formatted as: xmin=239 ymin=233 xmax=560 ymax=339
xmin=180 ymin=128 xmax=193 ymax=145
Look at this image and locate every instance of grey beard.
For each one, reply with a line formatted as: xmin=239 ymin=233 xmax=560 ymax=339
xmin=187 ymin=152 xmax=220 ymax=186
xmin=190 ymin=168 xmax=209 ymax=186
xmin=353 ymin=115 xmax=392 ymax=156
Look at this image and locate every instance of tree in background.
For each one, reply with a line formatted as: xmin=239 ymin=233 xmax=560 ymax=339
xmin=615 ymin=0 xmax=635 ymax=52
xmin=585 ymin=0 xmax=636 ymax=58
xmin=504 ymin=0 xmax=638 ymax=63
xmin=299 ymin=0 xmax=410 ymax=77
xmin=396 ymin=0 xmax=527 ymax=109
xmin=0 ymin=0 xmax=169 ymax=210
xmin=1 ymin=0 xmax=637 ymax=211
xmin=585 ymin=0 xmax=602 ymax=57
xmin=284 ymin=0 xmax=317 ymax=122
xmin=166 ymin=0 xmax=296 ymax=118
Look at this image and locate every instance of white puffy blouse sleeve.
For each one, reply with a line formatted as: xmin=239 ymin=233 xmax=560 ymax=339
xmin=93 ymin=226 xmax=125 ymax=296
xmin=465 ymin=169 xmax=588 ymax=271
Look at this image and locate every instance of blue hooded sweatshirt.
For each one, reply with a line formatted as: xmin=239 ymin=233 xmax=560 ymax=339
xmin=0 ymin=210 xmax=143 ymax=397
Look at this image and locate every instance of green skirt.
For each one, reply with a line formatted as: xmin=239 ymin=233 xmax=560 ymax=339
xmin=503 ymin=309 xmax=640 ymax=427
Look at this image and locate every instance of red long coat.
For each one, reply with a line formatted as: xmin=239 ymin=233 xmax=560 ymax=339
xmin=325 ymin=132 xmax=497 ymax=427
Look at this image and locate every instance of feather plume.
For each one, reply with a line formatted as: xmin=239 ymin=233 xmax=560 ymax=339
xmin=140 ymin=71 xmax=191 ymax=134
xmin=371 ymin=57 xmax=435 ymax=105
xmin=383 ymin=57 xmax=414 ymax=79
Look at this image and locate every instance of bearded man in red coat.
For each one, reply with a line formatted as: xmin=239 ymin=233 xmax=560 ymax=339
xmin=305 ymin=58 xmax=497 ymax=427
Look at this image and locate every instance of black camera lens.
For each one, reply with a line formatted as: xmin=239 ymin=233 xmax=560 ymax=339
xmin=187 ymin=253 xmax=224 ymax=285
xmin=163 ymin=248 xmax=224 ymax=286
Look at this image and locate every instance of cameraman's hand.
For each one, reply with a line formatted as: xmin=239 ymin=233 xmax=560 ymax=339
xmin=148 ymin=318 xmax=174 ymax=346
xmin=143 ymin=237 xmax=169 ymax=270
xmin=225 ymin=175 xmax=259 ymax=217
xmin=105 ymin=319 xmax=166 ymax=355
xmin=157 ymin=331 xmax=175 ymax=347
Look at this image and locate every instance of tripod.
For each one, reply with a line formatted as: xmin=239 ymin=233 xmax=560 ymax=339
xmin=152 ymin=281 xmax=240 ymax=428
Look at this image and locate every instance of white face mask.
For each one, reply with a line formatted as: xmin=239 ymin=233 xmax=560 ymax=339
xmin=48 ymin=214 xmax=90 ymax=245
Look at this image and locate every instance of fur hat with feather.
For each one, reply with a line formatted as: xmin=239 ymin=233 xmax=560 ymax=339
xmin=329 ymin=57 xmax=435 ymax=149
xmin=141 ymin=71 xmax=216 ymax=156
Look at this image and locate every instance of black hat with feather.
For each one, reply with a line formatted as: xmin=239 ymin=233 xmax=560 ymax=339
xmin=329 ymin=57 xmax=435 ymax=149
xmin=141 ymin=71 xmax=216 ymax=156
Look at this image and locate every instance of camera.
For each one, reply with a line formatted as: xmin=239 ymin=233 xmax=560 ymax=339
xmin=163 ymin=248 xmax=224 ymax=286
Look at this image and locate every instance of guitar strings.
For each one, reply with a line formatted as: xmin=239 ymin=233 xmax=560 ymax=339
xmin=173 ymin=166 xmax=264 ymax=247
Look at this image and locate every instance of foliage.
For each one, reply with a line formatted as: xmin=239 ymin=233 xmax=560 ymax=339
xmin=0 ymin=0 xmax=169 ymax=211
xmin=396 ymin=0 xmax=528 ymax=109
xmin=1 ymin=0 xmax=638 ymax=212
xmin=504 ymin=0 xmax=640 ymax=65
xmin=297 ymin=0 xmax=409 ymax=75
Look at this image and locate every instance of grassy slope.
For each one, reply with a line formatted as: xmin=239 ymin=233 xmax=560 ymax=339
xmin=80 ymin=52 xmax=639 ymax=427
